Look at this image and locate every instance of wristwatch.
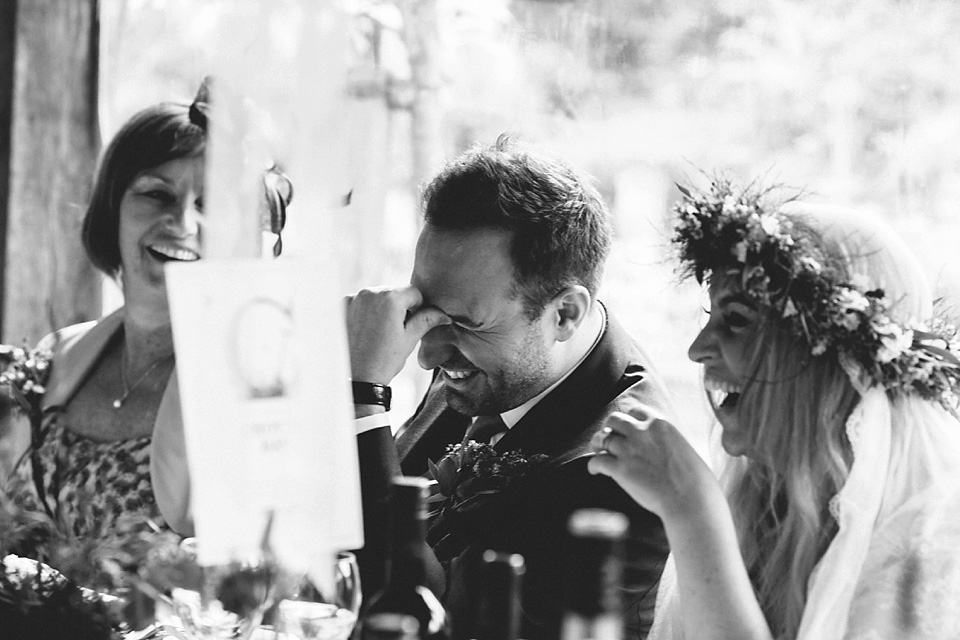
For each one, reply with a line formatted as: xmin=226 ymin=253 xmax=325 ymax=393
xmin=351 ymin=381 xmax=392 ymax=410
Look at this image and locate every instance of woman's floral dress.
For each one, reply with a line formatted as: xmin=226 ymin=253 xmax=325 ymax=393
xmin=5 ymin=408 xmax=165 ymax=539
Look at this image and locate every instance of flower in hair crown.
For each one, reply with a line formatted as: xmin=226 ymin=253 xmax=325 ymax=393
xmin=671 ymin=177 xmax=960 ymax=410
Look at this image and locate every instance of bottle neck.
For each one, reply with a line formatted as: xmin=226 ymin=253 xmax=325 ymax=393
xmin=562 ymin=511 xmax=628 ymax=640
xmin=475 ymin=552 xmax=524 ymax=640
xmin=563 ymin=538 xmax=623 ymax=620
xmin=384 ymin=496 xmax=429 ymax=588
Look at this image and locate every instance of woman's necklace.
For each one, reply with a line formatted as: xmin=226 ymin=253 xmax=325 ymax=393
xmin=113 ymin=349 xmax=175 ymax=409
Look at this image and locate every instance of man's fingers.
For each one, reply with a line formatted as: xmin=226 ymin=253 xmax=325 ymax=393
xmin=388 ymin=285 xmax=427 ymax=313
xmin=349 ymin=286 xmax=423 ymax=319
xmin=405 ymin=306 xmax=451 ymax=338
xmin=345 ymin=285 xmax=434 ymax=384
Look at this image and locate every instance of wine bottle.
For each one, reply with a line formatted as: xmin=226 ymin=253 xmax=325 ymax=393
xmin=560 ymin=509 xmax=629 ymax=640
xmin=360 ymin=476 xmax=450 ymax=640
xmin=474 ymin=550 xmax=525 ymax=640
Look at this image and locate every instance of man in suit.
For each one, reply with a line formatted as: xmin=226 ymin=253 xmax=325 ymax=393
xmin=347 ymin=136 xmax=675 ymax=639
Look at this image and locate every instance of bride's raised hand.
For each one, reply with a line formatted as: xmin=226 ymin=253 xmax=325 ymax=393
xmin=587 ymin=402 xmax=719 ymax=521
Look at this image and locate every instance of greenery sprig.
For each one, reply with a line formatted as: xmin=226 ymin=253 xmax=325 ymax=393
xmin=0 ymin=344 xmax=51 ymax=409
xmin=0 ymin=344 xmax=55 ymax=520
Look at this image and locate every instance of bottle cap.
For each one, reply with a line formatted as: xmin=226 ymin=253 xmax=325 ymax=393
xmin=568 ymin=509 xmax=629 ymax=539
xmin=363 ymin=612 xmax=420 ymax=640
xmin=392 ymin=476 xmax=431 ymax=491
xmin=481 ymin=549 xmax=526 ymax=572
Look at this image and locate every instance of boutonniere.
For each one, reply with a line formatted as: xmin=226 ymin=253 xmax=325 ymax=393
xmin=425 ymin=441 xmax=548 ymax=562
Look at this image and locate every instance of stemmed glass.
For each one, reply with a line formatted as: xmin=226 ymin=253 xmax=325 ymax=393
xmin=163 ymin=537 xmax=286 ymax=640
xmin=272 ymin=551 xmax=362 ymax=640
xmin=145 ymin=532 xmax=360 ymax=640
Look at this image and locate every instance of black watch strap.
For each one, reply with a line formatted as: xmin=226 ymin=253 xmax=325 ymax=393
xmin=351 ymin=381 xmax=392 ymax=410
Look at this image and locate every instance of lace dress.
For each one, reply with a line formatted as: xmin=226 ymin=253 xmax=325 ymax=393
xmin=5 ymin=409 xmax=166 ymax=539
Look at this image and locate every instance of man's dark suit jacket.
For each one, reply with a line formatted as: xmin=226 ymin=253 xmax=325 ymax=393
xmin=391 ymin=310 xmax=674 ymax=640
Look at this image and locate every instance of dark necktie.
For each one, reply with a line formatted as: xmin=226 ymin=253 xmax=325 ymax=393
xmin=467 ymin=414 xmax=508 ymax=444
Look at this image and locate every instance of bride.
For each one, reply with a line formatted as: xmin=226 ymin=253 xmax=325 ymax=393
xmin=589 ymin=179 xmax=960 ymax=639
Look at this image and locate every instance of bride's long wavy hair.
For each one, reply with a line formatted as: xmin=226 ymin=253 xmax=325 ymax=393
xmin=722 ymin=330 xmax=856 ymax=639
xmin=715 ymin=205 xmax=933 ymax=639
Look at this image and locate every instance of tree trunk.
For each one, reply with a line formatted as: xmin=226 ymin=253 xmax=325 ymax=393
xmin=1 ymin=0 xmax=101 ymax=345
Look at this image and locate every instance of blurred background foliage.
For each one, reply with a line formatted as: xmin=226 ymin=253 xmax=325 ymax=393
xmin=100 ymin=0 xmax=960 ymax=446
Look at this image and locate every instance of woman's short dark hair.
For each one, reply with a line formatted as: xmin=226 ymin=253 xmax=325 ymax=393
xmin=82 ymin=102 xmax=205 ymax=277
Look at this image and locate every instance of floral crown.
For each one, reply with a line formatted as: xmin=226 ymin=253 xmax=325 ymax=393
xmin=671 ymin=177 xmax=960 ymax=410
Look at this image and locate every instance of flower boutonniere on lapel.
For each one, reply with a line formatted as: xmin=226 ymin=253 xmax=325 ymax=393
xmin=425 ymin=440 xmax=548 ymax=562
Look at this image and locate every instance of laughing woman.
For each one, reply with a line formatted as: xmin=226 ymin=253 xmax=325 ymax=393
xmin=589 ymin=180 xmax=960 ymax=640
xmin=0 ymin=83 xmax=292 ymax=547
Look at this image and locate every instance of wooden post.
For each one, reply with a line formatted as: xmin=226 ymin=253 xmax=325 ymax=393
xmin=1 ymin=0 xmax=101 ymax=345
xmin=0 ymin=0 xmax=17 ymax=339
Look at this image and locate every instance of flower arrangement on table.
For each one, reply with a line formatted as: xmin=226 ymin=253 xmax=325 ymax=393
xmin=426 ymin=440 xmax=548 ymax=563
xmin=0 ymin=501 xmax=292 ymax=639
xmin=672 ymin=177 xmax=960 ymax=410
xmin=0 ymin=503 xmax=195 ymax=639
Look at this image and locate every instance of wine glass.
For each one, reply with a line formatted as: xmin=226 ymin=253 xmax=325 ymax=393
xmin=158 ymin=537 xmax=284 ymax=640
xmin=272 ymin=551 xmax=362 ymax=640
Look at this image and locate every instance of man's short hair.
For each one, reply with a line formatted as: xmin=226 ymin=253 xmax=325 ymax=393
xmin=421 ymin=134 xmax=612 ymax=318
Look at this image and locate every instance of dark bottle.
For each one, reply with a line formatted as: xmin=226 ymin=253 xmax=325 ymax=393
xmin=361 ymin=476 xmax=449 ymax=640
xmin=474 ymin=551 xmax=525 ymax=640
xmin=560 ymin=509 xmax=629 ymax=640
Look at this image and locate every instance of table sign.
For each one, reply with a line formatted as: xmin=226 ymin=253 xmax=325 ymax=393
xmin=166 ymin=257 xmax=362 ymax=591
xmin=175 ymin=0 xmax=360 ymax=594
xmin=178 ymin=0 xmax=360 ymax=595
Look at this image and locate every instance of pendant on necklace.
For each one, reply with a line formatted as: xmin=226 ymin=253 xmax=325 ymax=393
xmin=112 ymin=351 xmax=175 ymax=409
